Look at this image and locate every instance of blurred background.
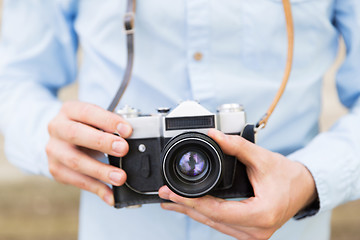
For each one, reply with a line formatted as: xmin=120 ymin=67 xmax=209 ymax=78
xmin=0 ymin=1 xmax=360 ymax=240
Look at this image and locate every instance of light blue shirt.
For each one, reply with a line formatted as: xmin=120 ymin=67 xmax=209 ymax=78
xmin=1 ymin=0 xmax=360 ymax=239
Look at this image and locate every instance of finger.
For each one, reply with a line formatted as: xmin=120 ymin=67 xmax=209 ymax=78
xmin=46 ymin=139 xmax=127 ymax=186
xmin=61 ymin=101 xmax=132 ymax=137
xmin=161 ymin=202 xmax=276 ymax=240
xmin=49 ymin=160 xmax=115 ymax=206
xmin=208 ymin=129 xmax=269 ymax=168
xmin=51 ymin=118 xmax=129 ymax=157
xmin=159 ymin=186 xmax=260 ymax=227
xmin=161 ymin=203 xmax=250 ymax=240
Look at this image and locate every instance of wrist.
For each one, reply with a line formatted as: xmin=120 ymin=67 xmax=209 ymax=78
xmin=292 ymin=161 xmax=319 ymax=219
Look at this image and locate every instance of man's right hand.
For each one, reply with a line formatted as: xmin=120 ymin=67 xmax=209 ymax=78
xmin=46 ymin=101 xmax=132 ymax=206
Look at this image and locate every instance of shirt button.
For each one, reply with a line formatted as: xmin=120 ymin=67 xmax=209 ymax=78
xmin=193 ymin=52 xmax=203 ymax=61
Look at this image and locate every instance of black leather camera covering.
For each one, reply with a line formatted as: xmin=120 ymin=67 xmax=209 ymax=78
xmin=110 ymin=151 xmax=169 ymax=208
xmin=109 ymin=125 xmax=255 ymax=209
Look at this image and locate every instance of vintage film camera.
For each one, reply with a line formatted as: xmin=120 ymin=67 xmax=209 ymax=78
xmin=108 ymin=101 xmax=254 ymax=208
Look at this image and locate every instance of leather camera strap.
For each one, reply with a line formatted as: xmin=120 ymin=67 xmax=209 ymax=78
xmin=256 ymin=0 xmax=294 ymax=130
xmin=108 ymin=0 xmax=294 ymax=132
xmin=107 ymin=0 xmax=136 ymax=112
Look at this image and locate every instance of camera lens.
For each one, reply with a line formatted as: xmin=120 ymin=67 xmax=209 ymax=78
xmin=176 ymin=150 xmax=209 ymax=181
xmin=162 ymin=132 xmax=224 ymax=198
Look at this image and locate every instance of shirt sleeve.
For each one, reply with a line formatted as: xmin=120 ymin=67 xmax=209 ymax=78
xmin=288 ymin=0 xmax=360 ymax=214
xmin=0 ymin=0 xmax=78 ymax=177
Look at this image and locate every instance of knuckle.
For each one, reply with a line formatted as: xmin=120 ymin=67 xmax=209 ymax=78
xmin=94 ymin=184 xmax=107 ymax=199
xmin=204 ymin=219 xmax=216 ymax=228
xmin=45 ymin=142 xmax=53 ymax=157
xmin=55 ymin=176 xmax=67 ymax=185
xmin=95 ymin=166 xmax=107 ymax=180
xmin=66 ymin=155 xmax=81 ymax=171
xmin=210 ymin=213 xmax=224 ymax=223
xmin=253 ymin=230 xmax=274 ymax=240
xmin=104 ymin=114 xmax=120 ymax=131
xmin=259 ymin=213 xmax=277 ymax=229
xmin=77 ymin=179 xmax=89 ymax=191
xmin=47 ymin=119 xmax=56 ymax=135
xmin=66 ymin=122 xmax=79 ymax=141
xmin=48 ymin=161 xmax=59 ymax=178
xmin=48 ymin=163 xmax=56 ymax=176
xmin=95 ymin=133 xmax=107 ymax=150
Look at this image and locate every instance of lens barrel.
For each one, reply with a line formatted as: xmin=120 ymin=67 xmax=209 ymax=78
xmin=162 ymin=132 xmax=224 ymax=198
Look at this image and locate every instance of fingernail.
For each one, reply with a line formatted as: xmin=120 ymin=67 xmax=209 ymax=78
xmin=159 ymin=186 xmax=170 ymax=199
xmin=208 ymin=129 xmax=217 ymax=136
xmin=112 ymin=141 xmax=127 ymax=155
xmin=117 ymin=123 xmax=132 ymax=137
xmin=209 ymin=129 xmax=223 ymax=139
xmin=104 ymin=193 xmax=114 ymax=206
xmin=109 ymin=171 xmax=124 ymax=185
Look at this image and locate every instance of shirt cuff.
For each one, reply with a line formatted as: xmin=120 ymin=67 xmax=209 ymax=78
xmin=287 ymin=133 xmax=357 ymax=217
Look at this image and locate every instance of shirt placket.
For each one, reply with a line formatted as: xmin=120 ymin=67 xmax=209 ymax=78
xmin=186 ymin=0 xmax=214 ymax=102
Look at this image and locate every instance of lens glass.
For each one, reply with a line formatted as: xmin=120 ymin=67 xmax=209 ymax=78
xmin=162 ymin=132 xmax=224 ymax=197
xmin=178 ymin=151 xmax=208 ymax=177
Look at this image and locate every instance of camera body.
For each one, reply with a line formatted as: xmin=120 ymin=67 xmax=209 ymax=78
xmin=108 ymin=101 xmax=254 ymax=208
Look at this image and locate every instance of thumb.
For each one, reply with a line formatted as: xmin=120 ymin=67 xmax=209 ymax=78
xmin=208 ymin=129 xmax=265 ymax=168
